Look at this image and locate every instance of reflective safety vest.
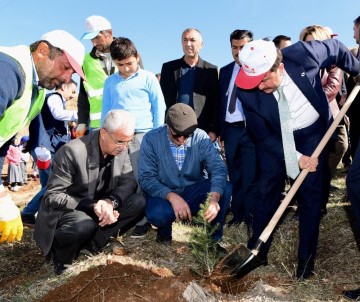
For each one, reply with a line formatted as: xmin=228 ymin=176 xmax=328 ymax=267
xmin=83 ymin=54 xmax=115 ymax=129
xmin=0 ymin=46 xmax=45 ymax=148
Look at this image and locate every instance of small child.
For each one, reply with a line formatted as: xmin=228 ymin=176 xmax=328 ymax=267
xmin=5 ymin=138 xmax=22 ymax=191
xmin=101 ymin=37 xmax=166 ymax=238
xmin=19 ymin=136 xmax=30 ymax=185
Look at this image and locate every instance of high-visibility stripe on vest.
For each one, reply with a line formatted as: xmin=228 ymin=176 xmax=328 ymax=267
xmin=0 ymin=46 xmax=46 ymax=148
xmin=82 ymin=53 xmax=114 ymax=129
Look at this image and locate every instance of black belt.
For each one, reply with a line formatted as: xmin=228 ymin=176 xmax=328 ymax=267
xmin=225 ymin=121 xmax=245 ymax=127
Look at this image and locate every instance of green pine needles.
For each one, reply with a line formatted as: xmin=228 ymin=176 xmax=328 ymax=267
xmin=189 ymin=193 xmax=221 ymax=276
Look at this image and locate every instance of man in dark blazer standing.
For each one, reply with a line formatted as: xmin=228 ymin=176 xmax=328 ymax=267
xmin=234 ymin=39 xmax=360 ymax=280
xmin=218 ymin=29 xmax=257 ymax=227
xmin=34 ymin=109 xmax=145 ymax=275
xmin=160 ymin=28 xmax=219 ymax=142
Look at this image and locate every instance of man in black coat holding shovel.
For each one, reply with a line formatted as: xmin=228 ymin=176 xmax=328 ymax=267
xmin=232 ymin=39 xmax=360 ymax=280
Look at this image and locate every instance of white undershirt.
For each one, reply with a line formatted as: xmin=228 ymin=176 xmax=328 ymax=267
xmin=273 ymin=71 xmax=319 ymax=131
xmin=273 ymin=71 xmax=320 ymax=159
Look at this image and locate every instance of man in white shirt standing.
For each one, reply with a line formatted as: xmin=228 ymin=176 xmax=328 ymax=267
xmin=218 ymin=29 xmax=258 ymax=229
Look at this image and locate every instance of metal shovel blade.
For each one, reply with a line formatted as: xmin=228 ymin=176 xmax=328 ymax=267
xmin=219 ymin=243 xmax=265 ymax=279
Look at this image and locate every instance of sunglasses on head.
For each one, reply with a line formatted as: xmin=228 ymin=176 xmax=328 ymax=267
xmin=169 ymin=128 xmax=190 ymax=139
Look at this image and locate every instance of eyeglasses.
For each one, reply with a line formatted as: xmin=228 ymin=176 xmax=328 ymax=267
xmin=106 ymin=131 xmax=134 ymax=147
xmin=169 ymin=127 xmax=191 ymax=139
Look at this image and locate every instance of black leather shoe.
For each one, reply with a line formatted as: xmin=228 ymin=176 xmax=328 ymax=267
xmin=156 ymin=234 xmax=172 ymax=246
xmin=54 ymin=260 xmax=67 ymax=275
xmin=343 ymin=288 xmax=360 ymax=300
xmin=80 ymin=240 xmax=102 ymax=256
xmin=51 ymin=253 xmax=69 ymax=275
xmin=296 ymin=268 xmax=314 ymax=280
xmin=296 ymin=261 xmax=314 ymax=280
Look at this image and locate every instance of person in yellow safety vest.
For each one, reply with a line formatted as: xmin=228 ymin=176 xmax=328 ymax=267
xmin=0 ymin=30 xmax=85 ymax=244
xmin=76 ymin=15 xmax=144 ymax=136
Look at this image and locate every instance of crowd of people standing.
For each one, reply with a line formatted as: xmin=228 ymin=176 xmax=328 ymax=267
xmin=1 ymin=13 xmax=360 ymax=300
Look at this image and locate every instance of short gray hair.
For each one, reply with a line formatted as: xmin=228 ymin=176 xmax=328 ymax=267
xmin=102 ymin=109 xmax=135 ymax=136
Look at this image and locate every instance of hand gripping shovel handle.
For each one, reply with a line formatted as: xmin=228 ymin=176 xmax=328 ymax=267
xmin=257 ymin=82 xmax=360 ymax=250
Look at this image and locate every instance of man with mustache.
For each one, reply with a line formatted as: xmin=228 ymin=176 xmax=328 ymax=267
xmin=0 ymin=30 xmax=85 ymax=244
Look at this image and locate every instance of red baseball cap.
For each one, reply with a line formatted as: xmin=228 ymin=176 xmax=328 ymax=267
xmin=236 ymin=40 xmax=277 ymax=89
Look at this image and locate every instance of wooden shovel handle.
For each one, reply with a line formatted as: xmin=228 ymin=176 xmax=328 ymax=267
xmin=258 ymin=83 xmax=360 ymax=245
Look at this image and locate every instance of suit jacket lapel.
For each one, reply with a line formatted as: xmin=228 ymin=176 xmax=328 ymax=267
xmin=258 ymin=91 xmax=282 ymax=135
xmin=224 ymin=62 xmax=235 ymax=91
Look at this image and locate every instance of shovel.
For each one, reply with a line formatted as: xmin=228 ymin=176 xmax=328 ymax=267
xmin=216 ymin=82 xmax=360 ymax=279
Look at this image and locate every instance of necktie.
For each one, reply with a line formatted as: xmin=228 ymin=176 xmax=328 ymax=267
xmin=228 ymin=83 xmax=238 ymax=114
xmin=277 ymin=86 xmax=300 ymax=179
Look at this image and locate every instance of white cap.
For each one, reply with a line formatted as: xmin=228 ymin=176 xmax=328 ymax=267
xmin=41 ymin=30 xmax=85 ymax=80
xmin=81 ymin=15 xmax=111 ymax=40
xmin=236 ymin=40 xmax=277 ymax=89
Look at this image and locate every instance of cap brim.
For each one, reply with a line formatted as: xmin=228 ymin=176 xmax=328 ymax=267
xmin=81 ymin=31 xmax=100 ymax=40
xmin=64 ymin=51 xmax=86 ymax=81
xmin=235 ymin=68 xmax=267 ymax=90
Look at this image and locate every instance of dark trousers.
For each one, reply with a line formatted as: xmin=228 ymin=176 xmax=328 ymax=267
xmin=248 ymin=118 xmax=329 ymax=266
xmin=145 ymin=179 xmax=232 ymax=242
xmin=347 ymin=142 xmax=360 ymax=239
xmin=53 ymin=193 xmax=145 ymax=264
xmin=223 ymin=122 xmax=258 ymax=224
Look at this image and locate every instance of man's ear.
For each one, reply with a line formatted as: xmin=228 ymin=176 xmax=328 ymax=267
xmin=279 ymin=63 xmax=285 ymax=73
xmin=35 ymin=42 xmax=50 ymax=59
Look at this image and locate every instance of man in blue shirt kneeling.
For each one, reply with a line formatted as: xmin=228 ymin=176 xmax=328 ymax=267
xmin=138 ymin=103 xmax=231 ymax=250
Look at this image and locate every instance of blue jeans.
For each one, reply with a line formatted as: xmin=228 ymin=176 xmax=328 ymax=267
xmin=0 ymin=156 xmax=5 ymax=186
xmin=22 ymin=166 xmax=50 ymax=215
xmin=145 ymin=179 xmax=231 ymax=241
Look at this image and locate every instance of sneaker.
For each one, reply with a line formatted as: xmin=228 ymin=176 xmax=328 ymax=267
xmin=130 ymin=223 xmax=150 ymax=238
xmin=21 ymin=213 xmax=36 ymax=227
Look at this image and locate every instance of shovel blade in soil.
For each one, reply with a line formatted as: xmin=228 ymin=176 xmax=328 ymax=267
xmin=222 ymin=244 xmax=265 ymax=279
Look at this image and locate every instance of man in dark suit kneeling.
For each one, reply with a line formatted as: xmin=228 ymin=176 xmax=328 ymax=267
xmin=34 ymin=109 xmax=145 ymax=275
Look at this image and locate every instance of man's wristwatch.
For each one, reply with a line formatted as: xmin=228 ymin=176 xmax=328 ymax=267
xmin=107 ymin=196 xmax=118 ymax=209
